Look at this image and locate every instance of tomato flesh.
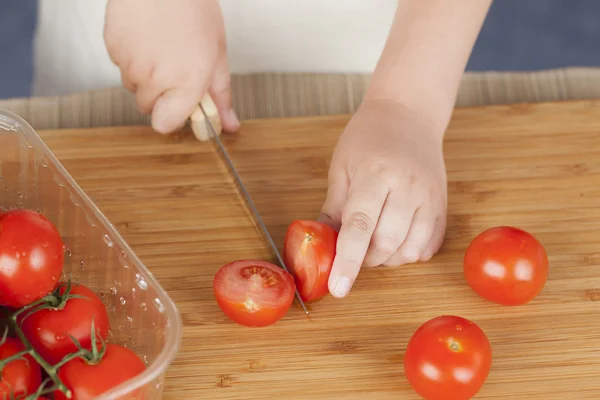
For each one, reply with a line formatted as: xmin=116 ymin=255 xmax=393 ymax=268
xmin=54 ymin=343 xmax=146 ymax=400
xmin=463 ymin=226 xmax=549 ymax=306
xmin=19 ymin=283 xmax=111 ymax=365
xmin=0 ymin=337 xmax=42 ymax=398
xmin=283 ymin=220 xmax=337 ymax=302
xmin=213 ymin=260 xmax=296 ymax=327
xmin=0 ymin=209 xmax=65 ymax=309
xmin=404 ymin=315 xmax=492 ymax=400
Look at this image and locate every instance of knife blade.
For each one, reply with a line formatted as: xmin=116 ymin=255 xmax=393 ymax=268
xmin=190 ymin=96 xmax=309 ymax=315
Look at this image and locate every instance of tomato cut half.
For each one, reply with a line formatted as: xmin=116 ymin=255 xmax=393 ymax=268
xmin=404 ymin=315 xmax=493 ymax=400
xmin=213 ymin=260 xmax=296 ymax=327
xmin=463 ymin=226 xmax=549 ymax=306
xmin=283 ymin=220 xmax=338 ymax=302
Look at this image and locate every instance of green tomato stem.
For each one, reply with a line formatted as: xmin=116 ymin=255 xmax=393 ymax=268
xmin=8 ymin=313 xmax=73 ymax=398
xmin=0 ymin=279 xmax=104 ymax=399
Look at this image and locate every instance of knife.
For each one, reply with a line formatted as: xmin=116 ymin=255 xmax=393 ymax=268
xmin=189 ymin=95 xmax=309 ymax=315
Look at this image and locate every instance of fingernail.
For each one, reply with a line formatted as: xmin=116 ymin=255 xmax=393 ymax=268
xmin=332 ymin=276 xmax=351 ymax=297
xmin=152 ymin=103 xmax=171 ymax=134
xmin=316 ymin=213 xmax=328 ymax=224
xmin=402 ymin=249 xmax=421 ymax=264
xmin=225 ymin=108 xmax=240 ymax=130
xmin=317 ymin=213 xmax=341 ymax=232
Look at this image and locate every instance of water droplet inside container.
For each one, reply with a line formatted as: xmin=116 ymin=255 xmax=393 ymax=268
xmin=143 ymin=355 xmax=148 ymax=364
xmin=153 ymin=298 xmax=165 ymax=313
xmin=119 ymin=297 xmax=126 ymax=305
xmin=99 ymin=290 xmax=104 ymax=297
xmin=110 ymin=287 xmax=117 ymax=295
xmin=135 ymin=274 xmax=148 ymax=290
xmin=121 ymin=250 xmax=127 ymax=258
xmin=80 ymin=260 xmax=84 ymax=270
xmin=127 ymin=316 xmax=133 ymax=323
xmin=17 ymin=191 xmax=22 ymax=198
xmin=131 ymin=288 xmax=136 ymax=298
xmin=63 ymin=245 xmax=71 ymax=257
xmin=140 ymin=302 xmax=147 ymax=311
xmin=103 ymin=235 xmax=114 ymax=247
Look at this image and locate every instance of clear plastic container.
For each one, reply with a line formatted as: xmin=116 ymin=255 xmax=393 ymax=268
xmin=0 ymin=109 xmax=182 ymax=399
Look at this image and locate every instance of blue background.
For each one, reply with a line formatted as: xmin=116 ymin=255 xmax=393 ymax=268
xmin=1 ymin=0 xmax=600 ymax=99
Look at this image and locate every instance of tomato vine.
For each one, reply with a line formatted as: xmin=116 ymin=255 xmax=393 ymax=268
xmin=0 ymin=280 xmax=106 ymax=399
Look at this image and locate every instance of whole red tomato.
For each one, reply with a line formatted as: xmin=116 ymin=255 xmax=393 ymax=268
xmin=19 ymin=283 xmax=110 ymax=365
xmin=463 ymin=226 xmax=548 ymax=306
xmin=0 ymin=209 xmax=65 ymax=309
xmin=0 ymin=337 xmax=42 ymax=398
xmin=213 ymin=260 xmax=296 ymax=327
xmin=283 ymin=220 xmax=337 ymax=302
xmin=54 ymin=343 xmax=146 ymax=400
xmin=404 ymin=315 xmax=492 ymax=400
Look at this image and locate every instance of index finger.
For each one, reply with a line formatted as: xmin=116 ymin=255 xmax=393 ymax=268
xmin=328 ymin=174 xmax=389 ymax=298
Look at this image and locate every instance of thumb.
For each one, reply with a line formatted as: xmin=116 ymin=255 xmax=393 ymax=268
xmin=151 ymin=87 xmax=204 ymax=135
xmin=209 ymin=55 xmax=240 ymax=133
xmin=317 ymin=173 xmax=349 ymax=232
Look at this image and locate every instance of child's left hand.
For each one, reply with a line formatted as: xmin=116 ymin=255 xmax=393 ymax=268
xmin=319 ymin=98 xmax=448 ymax=298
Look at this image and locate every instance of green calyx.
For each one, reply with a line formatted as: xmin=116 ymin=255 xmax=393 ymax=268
xmin=0 ymin=279 xmax=105 ymax=400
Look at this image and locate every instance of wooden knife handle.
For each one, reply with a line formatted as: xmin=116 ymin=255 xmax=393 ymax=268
xmin=189 ymin=93 xmax=223 ymax=142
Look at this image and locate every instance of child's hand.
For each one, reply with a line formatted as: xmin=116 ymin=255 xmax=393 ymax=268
xmin=104 ymin=0 xmax=239 ymax=134
xmin=319 ymin=98 xmax=448 ymax=298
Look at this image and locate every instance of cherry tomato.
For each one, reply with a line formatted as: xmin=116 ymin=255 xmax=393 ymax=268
xmin=463 ymin=226 xmax=549 ymax=306
xmin=213 ymin=260 xmax=296 ymax=327
xmin=0 ymin=209 xmax=65 ymax=309
xmin=53 ymin=343 xmax=146 ymax=400
xmin=283 ymin=220 xmax=337 ymax=302
xmin=0 ymin=337 xmax=42 ymax=398
xmin=19 ymin=283 xmax=110 ymax=365
xmin=404 ymin=315 xmax=492 ymax=400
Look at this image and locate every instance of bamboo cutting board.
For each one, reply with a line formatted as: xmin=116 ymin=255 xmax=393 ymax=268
xmin=38 ymin=100 xmax=600 ymax=399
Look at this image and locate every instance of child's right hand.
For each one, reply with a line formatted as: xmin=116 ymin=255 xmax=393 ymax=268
xmin=104 ymin=0 xmax=240 ymax=134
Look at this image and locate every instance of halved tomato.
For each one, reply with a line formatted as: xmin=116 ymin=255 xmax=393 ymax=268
xmin=283 ymin=220 xmax=338 ymax=302
xmin=213 ymin=260 xmax=296 ymax=327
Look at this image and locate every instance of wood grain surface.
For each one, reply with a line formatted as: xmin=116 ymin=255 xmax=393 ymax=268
xmin=38 ymin=100 xmax=600 ymax=399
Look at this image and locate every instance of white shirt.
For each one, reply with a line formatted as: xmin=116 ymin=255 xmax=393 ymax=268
xmin=32 ymin=0 xmax=397 ymax=97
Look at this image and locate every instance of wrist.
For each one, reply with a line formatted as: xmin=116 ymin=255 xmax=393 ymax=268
xmin=364 ymin=76 xmax=456 ymax=136
xmin=364 ymin=0 xmax=492 ymax=129
xmin=357 ymin=97 xmax=448 ymax=145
